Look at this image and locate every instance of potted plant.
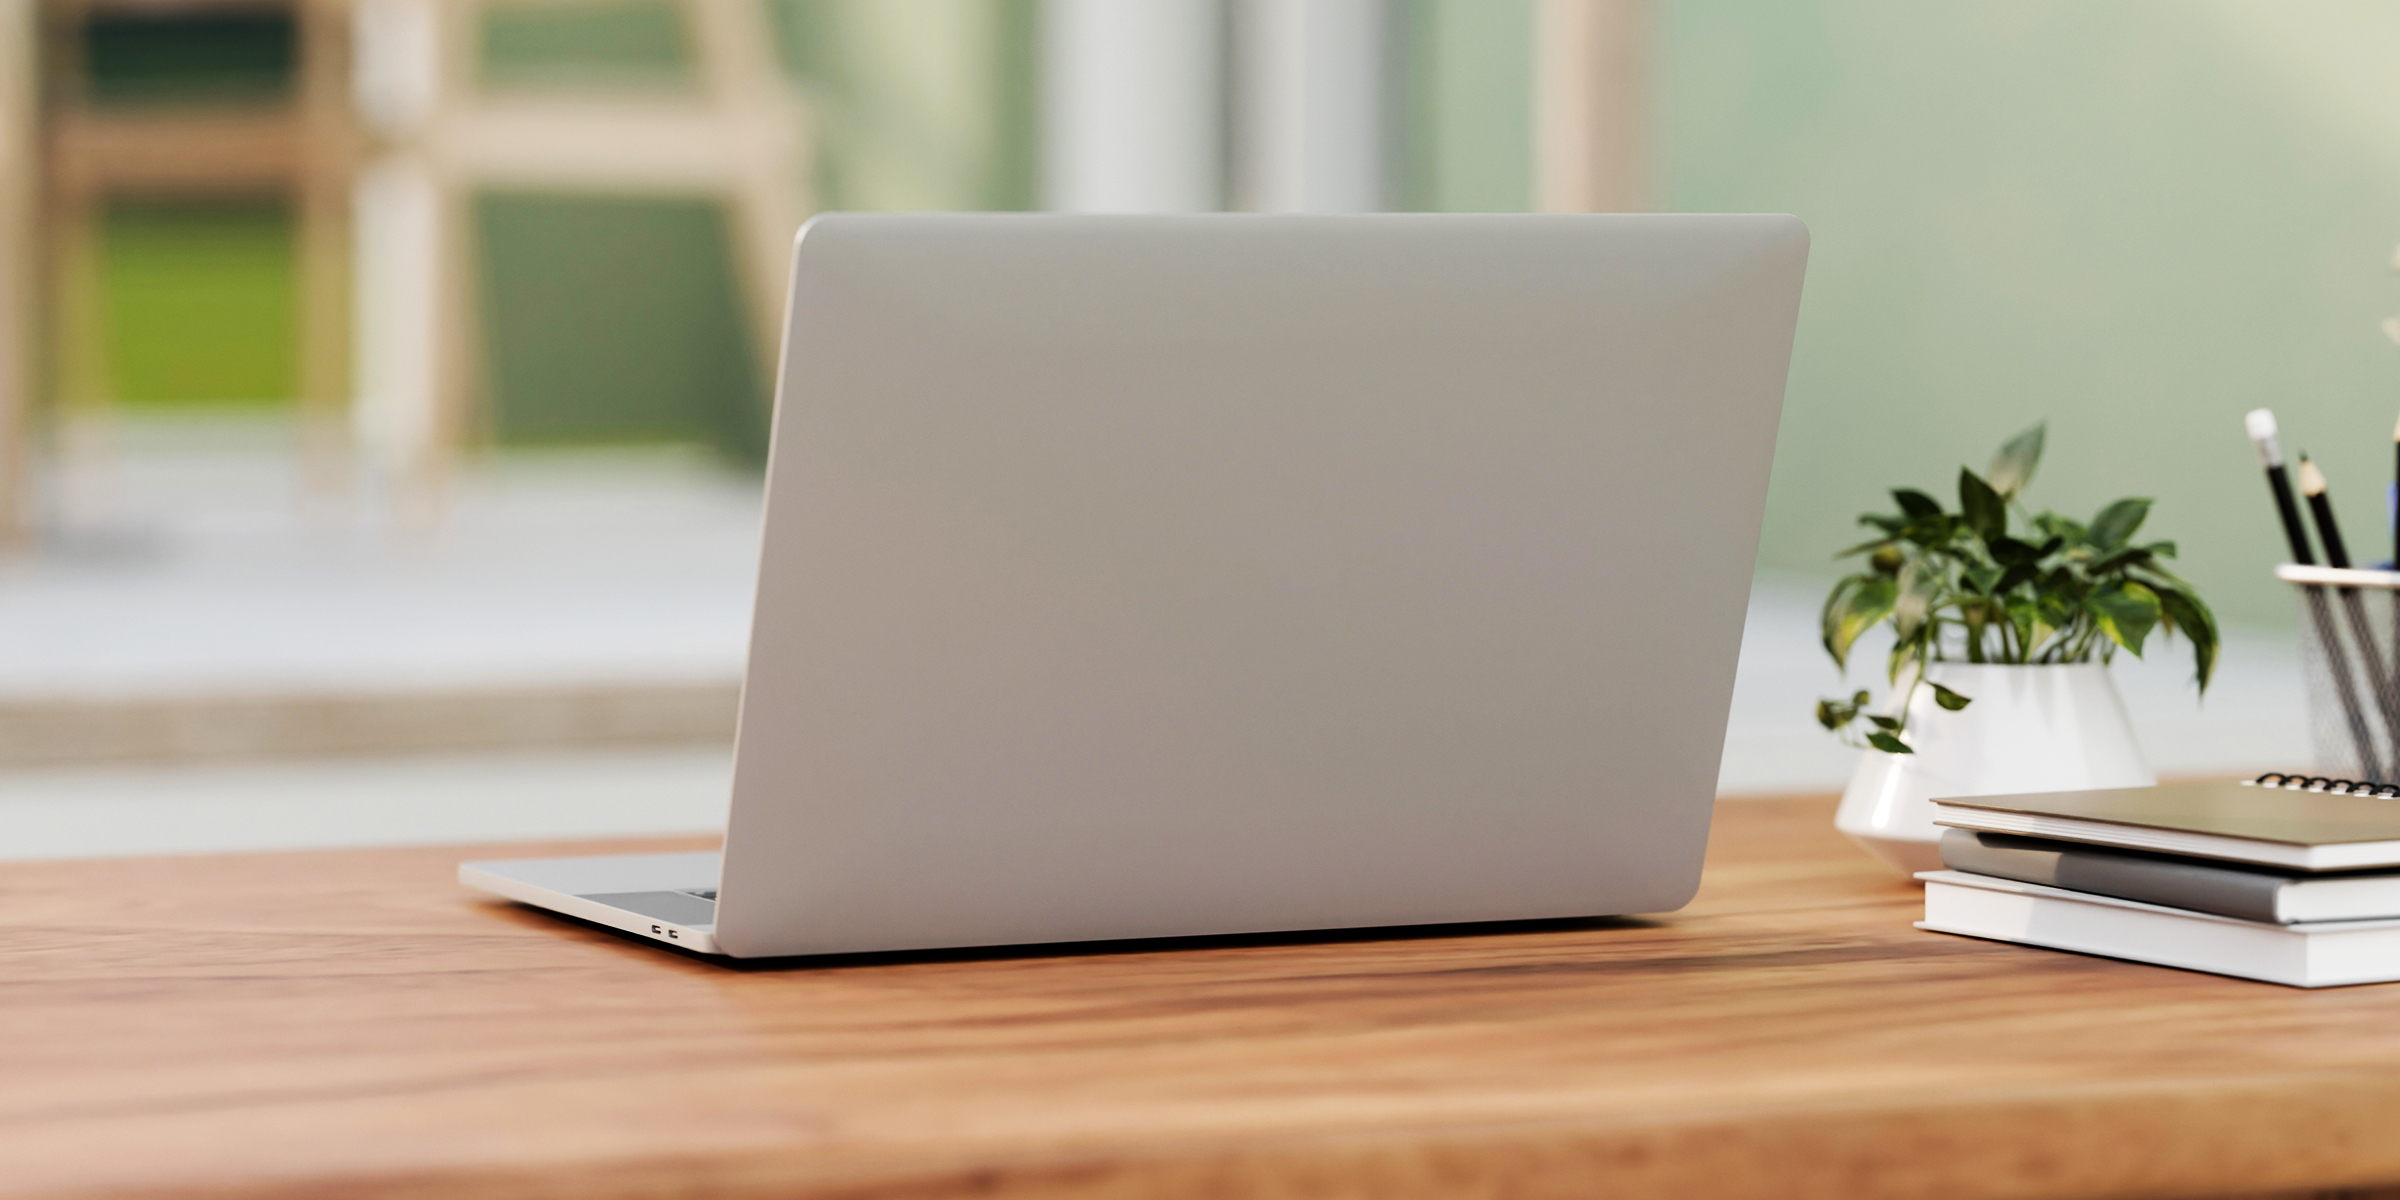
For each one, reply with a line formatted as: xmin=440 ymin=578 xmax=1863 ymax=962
xmin=1816 ymin=423 xmax=2219 ymax=874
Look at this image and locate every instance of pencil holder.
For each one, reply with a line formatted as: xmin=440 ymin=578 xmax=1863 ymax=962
xmin=2278 ymin=564 xmax=2400 ymax=783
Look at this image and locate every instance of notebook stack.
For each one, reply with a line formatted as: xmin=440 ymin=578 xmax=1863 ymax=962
xmin=1921 ymin=774 xmax=2400 ymax=988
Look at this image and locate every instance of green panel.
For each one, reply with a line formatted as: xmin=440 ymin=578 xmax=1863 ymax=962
xmin=1662 ymin=0 xmax=2400 ymax=627
xmin=987 ymin=0 xmax=1044 ymax=213
xmin=770 ymin=0 xmax=1038 ymax=211
xmin=103 ymin=203 xmax=295 ymax=407
xmin=482 ymin=0 xmax=691 ymax=90
xmin=767 ymin=0 xmax=833 ymax=79
xmin=82 ymin=11 xmax=295 ymax=105
xmin=476 ymin=194 xmax=766 ymax=464
xmin=1400 ymin=0 xmax=1533 ymax=213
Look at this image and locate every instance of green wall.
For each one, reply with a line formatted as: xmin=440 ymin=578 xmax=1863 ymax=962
xmin=1661 ymin=0 xmax=2400 ymax=627
xmin=1402 ymin=0 xmax=1533 ymax=213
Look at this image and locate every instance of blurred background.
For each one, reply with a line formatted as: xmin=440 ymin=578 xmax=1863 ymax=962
xmin=1 ymin=0 xmax=2380 ymax=858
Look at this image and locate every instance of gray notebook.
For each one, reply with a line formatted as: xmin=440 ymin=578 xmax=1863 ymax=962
xmin=1939 ymin=829 xmax=2400 ymax=924
xmin=1932 ymin=780 xmax=2400 ymax=871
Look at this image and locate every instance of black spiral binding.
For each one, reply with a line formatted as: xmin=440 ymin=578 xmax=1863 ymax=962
xmin=2248 ymin=772 xmax=2400 ymax=797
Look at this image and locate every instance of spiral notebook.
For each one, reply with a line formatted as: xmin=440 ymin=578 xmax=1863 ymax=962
xmin=1930 ymin=777 xmax=2400 ymax=871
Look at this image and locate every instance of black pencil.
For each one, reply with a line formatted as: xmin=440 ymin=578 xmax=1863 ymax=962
xmin=2249 ymin=410 xmax=2316 ymax=564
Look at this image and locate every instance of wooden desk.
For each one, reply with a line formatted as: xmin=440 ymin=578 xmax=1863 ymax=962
xmin=12 ymin=795 xmax=2400 ymax=1200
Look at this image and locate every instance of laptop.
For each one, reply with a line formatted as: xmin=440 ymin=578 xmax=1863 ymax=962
xmin=462 ymin=212 xmax=1809 ymax=958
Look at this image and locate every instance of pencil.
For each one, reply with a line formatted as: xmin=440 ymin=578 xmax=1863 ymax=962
xmin=2250 ymin=410 xmax=2383 ymax=778
xmin=2249 ymin=410 xmax=2315 ymax=564
xmin=2302 ymin=455 xmax=2400 ymax=777
xmin=2301 ymin=455 xmax=2353 ymax=568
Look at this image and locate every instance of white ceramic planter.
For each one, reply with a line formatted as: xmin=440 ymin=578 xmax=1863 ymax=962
xmin=1834 ymin=662 xmax=2154 ymax=876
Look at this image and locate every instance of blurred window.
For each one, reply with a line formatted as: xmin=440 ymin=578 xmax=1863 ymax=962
xmin=481 ymin=0 xmax=693 ymax=91
xmin=770 ymin=0 xmax=1040 ymax=212
xmin=103 ymin=202 xmax=296 ymax=408
xmin=81 ymin=9 xmax=297 ymax=106
xmin=477 ymin=194 xmax=767 ymax=464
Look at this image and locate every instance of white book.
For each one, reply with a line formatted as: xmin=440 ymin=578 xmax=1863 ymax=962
xmin=1918 ymin=870 xmax=2400 ymax=988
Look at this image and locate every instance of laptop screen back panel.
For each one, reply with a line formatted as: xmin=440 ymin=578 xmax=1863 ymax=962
xmin=716 ymin=214 xmax=1807 ymax=957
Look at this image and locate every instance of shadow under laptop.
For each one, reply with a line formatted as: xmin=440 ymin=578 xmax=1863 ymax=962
xmin=484 ymin=899 xmax=1663 ymax=971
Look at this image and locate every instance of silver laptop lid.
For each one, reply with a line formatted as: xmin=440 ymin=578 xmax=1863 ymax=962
xmin=718 ymin=213 xmax=1807 ymax=957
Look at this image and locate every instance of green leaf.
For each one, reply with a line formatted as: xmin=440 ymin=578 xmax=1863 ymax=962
xmin=1986 ymin=422 xmax=2046 ymax=499
xmin=1900 ymin=515 xmax=1959 ymax=548
xmin=1994 ymin=562 xmax=2041 ymax=595
xmin=1891 ymin=488 xmax=1944 ymax=519
xmin=1987 ymin=535 xmax=2041 ymax=566
xmin=1815 ymin=698 xmax=1856 ymax=730
xmin=1867 ymin=714 xmax=1902 ymax=731
xmin=2089 ymin=497 xmax=2152 ymax=551
xmin=2153 ymin=585 xmax=2219 ymax=693
xmin=2015 ymin=597 xmax=2053 ymax=658
xmin=2037 ymin=593 xmax=2075 ymax=633
xmin=1821 ymin=575 xmax=1897 ymax=670
xmin=1866 ymin=731 xmax=1914 ymax=755
xmin=2090 ymin=547 xmax=2157 ymax=574
xmin=1889 ymin=626 xmax=1928 ymax=684
xmin=1929 ymin=682 xmax=1973 ymax=711
xmin=1958 ymin=469 xmax=2007 ymax=543
xmin=1835 ymin=537 xmax=1895 ymax=559
xmin=2130 ymin=558 xmax=2198 ymax=592
xmin=1891 ymin=563 xmax=1936 ymax=641
xmin=2088 ymin=579 xmax=2162 ymax=657
xmin=2033 ymin=512 xmax=2085 ymax=544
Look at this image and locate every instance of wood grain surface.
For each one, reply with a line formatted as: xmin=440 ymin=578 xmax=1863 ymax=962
xmin=12 ymin=795 xmax=2400 ymax=1200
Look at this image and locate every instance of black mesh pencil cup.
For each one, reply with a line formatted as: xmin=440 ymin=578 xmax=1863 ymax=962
xmin=2280 ymin=564 xmax=2400 ymax=784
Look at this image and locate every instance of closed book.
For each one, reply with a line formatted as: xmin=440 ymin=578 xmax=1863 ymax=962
xmin=1939 ymin=829 xmax=2400 ymax=923
xmin=1917 ymin=870 xmax=2400 ymax=988
xmin=1931 ymin=780 xmax=2400 ymax=870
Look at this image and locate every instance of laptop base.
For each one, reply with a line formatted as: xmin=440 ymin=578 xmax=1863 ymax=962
xmin=461 ymin=852 xmax=723 ymax=954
